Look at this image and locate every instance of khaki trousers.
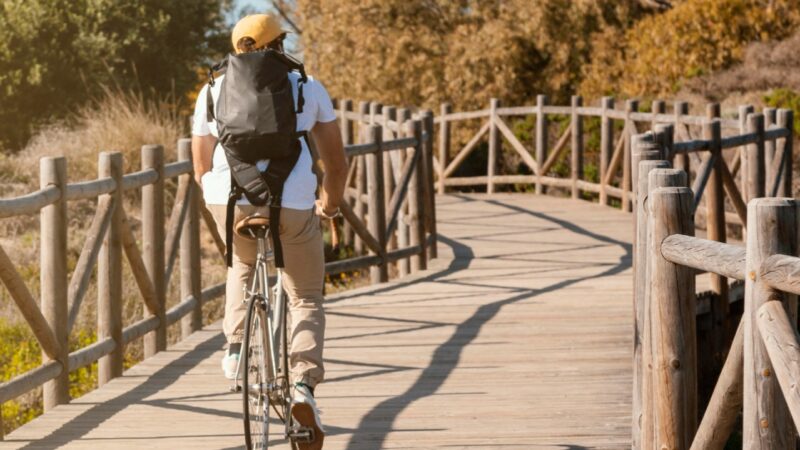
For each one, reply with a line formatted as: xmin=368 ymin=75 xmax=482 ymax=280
xmin=208 ymin=204 xmax=325 ymax=387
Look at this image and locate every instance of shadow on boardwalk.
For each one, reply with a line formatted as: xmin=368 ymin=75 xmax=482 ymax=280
xmin=342 ymin=196 xmax=632 ymax=449
xmin=5 ymin=194 xmax=634 ymax=449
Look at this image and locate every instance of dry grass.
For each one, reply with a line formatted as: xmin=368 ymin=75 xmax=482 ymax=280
xmin=684 ymin=31 xmax=800 ymax=100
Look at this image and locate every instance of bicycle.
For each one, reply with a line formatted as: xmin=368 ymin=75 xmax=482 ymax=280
xmin=230 ymin=215 xmax=315 ymax=450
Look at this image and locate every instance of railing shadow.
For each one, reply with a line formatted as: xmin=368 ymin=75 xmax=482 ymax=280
xmin=343 ymin=197 xmax=632 ymax=449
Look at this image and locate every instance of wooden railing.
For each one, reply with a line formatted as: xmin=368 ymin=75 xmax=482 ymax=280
xmin=433 ymin=97 xmax=793 ymax=226
xmin=633 ymin=121 xmax=800 ymax=449
xmin=334 ymin=101 xmax=438 ymax=280
xmin=0 ymin=113 xmax=437 ymax=437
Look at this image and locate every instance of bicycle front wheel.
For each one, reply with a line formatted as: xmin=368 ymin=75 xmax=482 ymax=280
xmin=243 ymin=294 xmax=270 ymax=450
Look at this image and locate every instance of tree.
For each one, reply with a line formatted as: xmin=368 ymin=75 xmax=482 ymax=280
xmin=296 ymin=0 xmax=646 ymax=114
xmin=0 ymin=0 xmax=232 ymax=151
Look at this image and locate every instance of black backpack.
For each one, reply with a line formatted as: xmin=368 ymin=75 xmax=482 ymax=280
xmin=206 ymin=49 xmax=308 ymax=268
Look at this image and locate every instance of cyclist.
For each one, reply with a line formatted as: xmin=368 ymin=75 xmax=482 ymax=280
xmin=191 ymin=13 xmax=347 ymax=449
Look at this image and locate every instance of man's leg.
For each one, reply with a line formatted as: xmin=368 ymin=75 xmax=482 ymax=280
xmin=207 ymin=204 xmax=260 ymax=344
xmin=279 ymin=208 xmax=326 ymax=388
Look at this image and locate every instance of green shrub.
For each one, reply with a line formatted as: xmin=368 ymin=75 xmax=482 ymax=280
xmin=763 ymin=88 xmax=800 ymax=135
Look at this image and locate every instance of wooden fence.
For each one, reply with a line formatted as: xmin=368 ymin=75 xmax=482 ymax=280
xmin=0 ymin=112 xmax=437 ymax=438
xmin=631 ymin=115 xmax=799 ymax=449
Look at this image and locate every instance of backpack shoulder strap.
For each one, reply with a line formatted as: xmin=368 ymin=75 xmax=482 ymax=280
xmin=206 ymin=56 xmax=229 ymax=122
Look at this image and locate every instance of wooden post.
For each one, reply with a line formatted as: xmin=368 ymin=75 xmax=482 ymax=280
xmin=739 ymin=105 xmax=755 ymax=200
xmin=382 ymin=107 xmax=398 ymax=273
xmin=651 ymin=100 xmax=665 ymax=129
xmin=422 ymin=110 xmax=438 ymax=259
xmin=397 ymin=108 xmax=411 ymax=276
xmin=179 ymin=140 xmax=202 ymax=338
xmin=600 ymin=97 xmax=615 ymax=205
xmin=354 ymin=101 xmax=370 ymax=254
xmin=747 ymin=113 xmax=766 ymax=200
xmin=673 ymin=102 xmax=690 ymax=174
xmin=776 ymin=109 xmax=793 ymax=198
xmin=764 ymin=107 xmax=777 ymax=193
xmin=743 ymin=198 xmax=797 ymax=450
xmin=641 ymin=166 xmax=689 ymax=449
xmin=365 ymin=125 xmax=388 ymax=283
xmin=40 ymin=156 xmax=69 ymax=410
xmin=439 ymin=103 xmax=452 ymax=194
xmin=340 ymin=99 xmax=353 ymax=145
xmin=340 ymin=99 xmax=354 ymax=246
xmin=142 ymin=144 xmax=166 ymax=357
xmin=408 ymin=119 xmax=427 ymax=272
xmin=370 ymin=102 xmax=382 ymax=124
xmin=488 ymin=98 xmax=500 ymax=194
xmin=632 ymin=131 xmax=669 ymax=450
xmin=98 ymin=152 xmax=123 ymax=385
xmin=647 ymin=185 xmax=697 ymax=450
xmin=571 ymin=95 xmax=584 ymax=199
xmin=704 ymin=118 xmax=729 ymax=382
xmin=536 ymin=95 xmax=549 ymax=195
xmin=622 ymin=99 xmax=639 ymax=212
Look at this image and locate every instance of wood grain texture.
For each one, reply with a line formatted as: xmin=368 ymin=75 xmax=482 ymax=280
xmin=757 ymin=300 xmax=800 ymax=430
xmin=6 ymin=194 xmax=634 ymax=449
xmin=761 ymin=254 xmax=800 ymax=296
xmin=142 ymin=145 xmax=167 ymax=358
xmin=647 ymin=186 xmax=696 ymax=450
xmin=744 ymin=198 xmax=797 ymax=450
xmin=690 ymin=320 xmax=744 ymax=450
xmin=40 ymin=156 xmax=70 ymax=410
xmin=97 ymin=152 xmax=124 ymax=385
xmin=661 ymin=235 xmax=746 ymax=280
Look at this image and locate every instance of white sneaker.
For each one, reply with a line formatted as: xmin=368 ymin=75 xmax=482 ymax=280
xmin=221 ymin=349 xmax=240 ymax=380
xmin=291 ymin=383 xmax=324 ymax=450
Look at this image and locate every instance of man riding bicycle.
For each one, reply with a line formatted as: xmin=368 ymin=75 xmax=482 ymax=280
xmin=191 ymin=13 xmax=347 ymax=449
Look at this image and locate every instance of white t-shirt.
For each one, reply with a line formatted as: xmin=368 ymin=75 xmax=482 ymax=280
xmin=192 ymin=72 xmax=336 ymax=209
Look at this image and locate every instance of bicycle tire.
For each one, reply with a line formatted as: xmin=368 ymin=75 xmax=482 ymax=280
xmin=243 ymin=293 xmax=270 ymax=450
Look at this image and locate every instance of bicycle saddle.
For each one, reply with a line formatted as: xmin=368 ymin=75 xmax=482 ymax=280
xmin=235 ymin=214 xmax=271 ymax=240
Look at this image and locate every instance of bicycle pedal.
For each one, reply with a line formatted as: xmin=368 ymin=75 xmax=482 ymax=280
xmin=289 ymin=427 xmax=314 ymax=443
xmin=229 ymin=384 xmax=242 ymax=393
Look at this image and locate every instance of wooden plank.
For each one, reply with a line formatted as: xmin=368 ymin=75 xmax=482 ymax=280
xmin=443 ymin=121 xmax=491 ymax=178
xmin=178 ymin=140 xmax=203 ymax=338
xmin=538 ymin=127 xmax=570 ymax=176
xmin=142 ymin=145 xmax=166 ymax=358
xmin=690 ymin=321 xmax=744 ymax=450
xmin=494 ymin=114 xmax=539 ymax=175
xmin=4 ymin=194 xmax=636 ymax=449
xmin=661 ymin=235 xmax=745 ymax=280
xmin=97 ymin=152 xmax=124 ymax=385
xmin=0 ymin=186 xmax=61 ymax=219
xmin=487 ymin=99 xmax=500 ymax=194
xmin=761 ymin=254 xmax=800 ymax=296
xmin=0 ymin=244 xmax=63 ymax=359
xmin=757 ymin=301 xmax=800 ymax=430
xmin=67 ymin=194 xmax=114 ymax=331
xmin=65 ymin=177 xmax=116 ymax=201
xmin=647 ymin=186 xmax=697 ymax=450
xmin=119 ymin=207 xmax=160 ymax=316
xmin=744 ymin=198 xmax=797 ymax=450
xmin=40 ymin=156 xmax=69 ymax=410
xmin=535 ymin=95 xmax=548 ymax=194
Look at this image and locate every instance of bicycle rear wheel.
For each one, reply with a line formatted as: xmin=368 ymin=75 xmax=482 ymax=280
xmin=243 ymin=293 xmax=270 ymax=450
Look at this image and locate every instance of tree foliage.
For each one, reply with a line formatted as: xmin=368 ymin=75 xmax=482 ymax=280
xmin=297 ymin=0 xmax=647 ymax=113
xmin=0 ymin=0 xmax=232 ymax=150
xmin=580 ymin=0 xmax=800 ymax=97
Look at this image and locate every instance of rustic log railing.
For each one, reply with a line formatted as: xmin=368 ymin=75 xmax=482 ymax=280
xmin=0 ymin=112 xmax=437 ymax=437
xmin=433 ymin=98 xmax=793 ymax=229
xmin=632 ymin=114 xmax=799 ymax=449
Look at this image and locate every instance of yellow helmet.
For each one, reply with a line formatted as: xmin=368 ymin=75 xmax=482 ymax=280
xmin=231 ymin=14 xmax=288 ymax=54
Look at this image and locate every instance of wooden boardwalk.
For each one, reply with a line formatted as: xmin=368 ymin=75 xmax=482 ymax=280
xmin=4 ymin=193 xmax=634 ymax=449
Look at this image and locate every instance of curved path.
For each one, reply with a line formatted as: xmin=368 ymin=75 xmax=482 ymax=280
xmin=4 ymin=193 xmax=633 ymax=449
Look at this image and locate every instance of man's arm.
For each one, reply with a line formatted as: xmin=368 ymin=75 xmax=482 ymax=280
xmin=310 ymin=120 xmax=348 ymax=215
xmin=191 ymin=134 xmax=216 ymax=187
